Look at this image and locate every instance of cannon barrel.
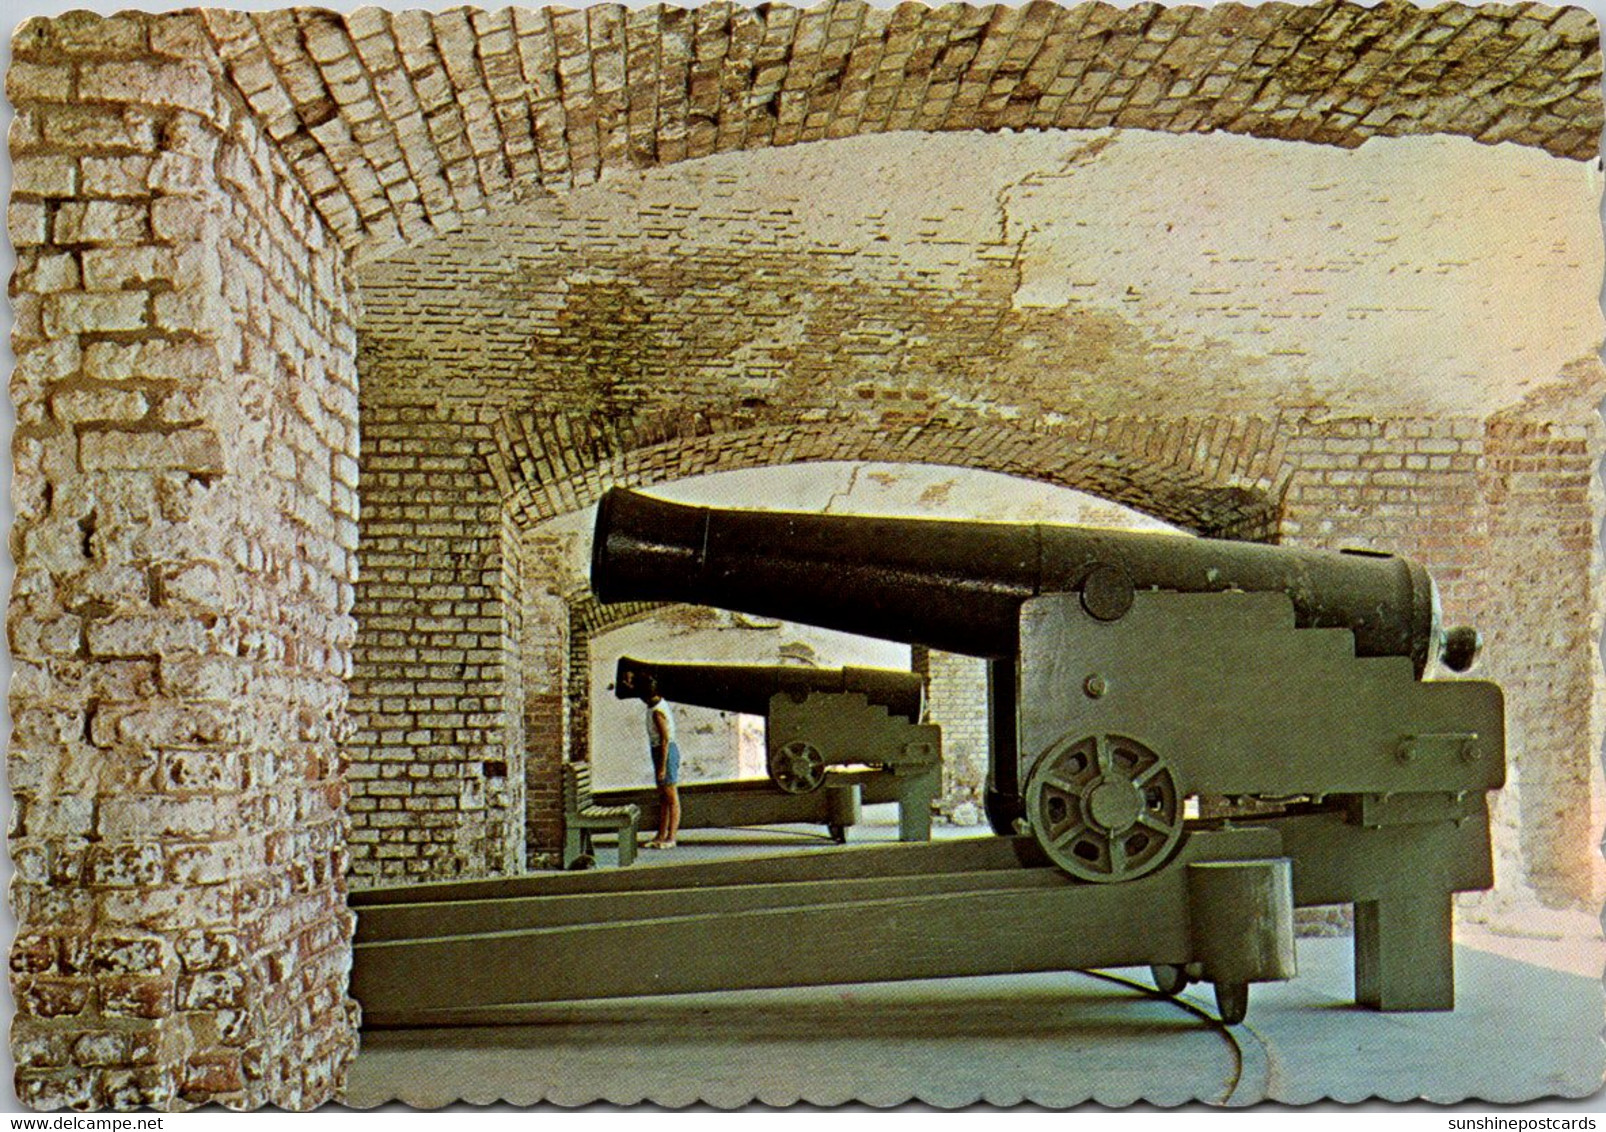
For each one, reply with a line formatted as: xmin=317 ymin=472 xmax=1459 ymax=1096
xmin=614 ymin=655 xmax=925 ymax=722
xmin=592 ymin=488 xmax=1461 ymax=676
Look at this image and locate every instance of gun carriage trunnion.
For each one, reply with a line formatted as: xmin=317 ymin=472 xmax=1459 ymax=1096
xmin=349 ymin=488 xmax=1503 ymax=1028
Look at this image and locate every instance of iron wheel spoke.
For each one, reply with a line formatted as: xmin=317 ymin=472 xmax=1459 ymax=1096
xmin=1041 ymin=771 xmax=1081 ymax=797
xmin=1050 ymin=821 xmax=1089 ymax=850
xmin=1107 ymin=834 xmax=1127 ymax=875
xmin=1136 ymin=811 xmax=1174 ymax=835
xmin=1132 ymin=761 xmax=1163 ymax=788
xmin=1095 ymin=735 xmax=1115 ymax=776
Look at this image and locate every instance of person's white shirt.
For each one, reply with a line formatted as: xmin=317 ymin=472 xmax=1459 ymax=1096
xmin=645 ymin=698 xmax=676 ymax=745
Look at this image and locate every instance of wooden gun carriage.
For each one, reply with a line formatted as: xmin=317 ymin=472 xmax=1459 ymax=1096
xmin=350 ymin=488 xmax=1503 ymax=1027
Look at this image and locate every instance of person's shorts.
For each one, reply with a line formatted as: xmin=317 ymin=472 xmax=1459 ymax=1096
xmin=659 ymin=742 xmax=681 ymax=786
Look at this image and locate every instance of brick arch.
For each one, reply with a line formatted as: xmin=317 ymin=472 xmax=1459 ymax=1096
xmin=192 ymin=0 xmax=1602 ymax=260
xmin=492 ymin=404 xmax=1289 ymax=539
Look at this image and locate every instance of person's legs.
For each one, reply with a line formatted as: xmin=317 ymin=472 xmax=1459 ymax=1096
xmin=655 ymin=783 xmax=674 ymax=844
xmin=664 ymin=784 xmax=680 ymax=846
xmin=654 ymin=742 xmax=681 ymax=847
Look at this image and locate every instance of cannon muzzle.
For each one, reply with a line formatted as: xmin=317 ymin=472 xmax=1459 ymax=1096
xmin=593 ymin=487 xmax=1469 ymax=676
xmin=613 ymin=655 xmax=925 ymax=722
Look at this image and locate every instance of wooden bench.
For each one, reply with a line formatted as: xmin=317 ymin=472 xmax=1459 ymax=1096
xmin=562 ymin=761 xmax=640 ymax=869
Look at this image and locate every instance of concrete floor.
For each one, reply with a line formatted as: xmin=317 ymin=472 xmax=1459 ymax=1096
xmin=343 ymin=808 xmax=1606 ymax=1110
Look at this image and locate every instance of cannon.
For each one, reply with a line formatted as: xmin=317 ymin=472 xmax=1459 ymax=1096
xmin=591 ymin=487 xmax=1491 ymax=830
xmin=612 ymin=656 xmax=941 ymax=819
xmin=592 ymin=484 xmax=1468 ymax=673
xmin=592 ymin=488 xmax=1505 ymax=1013
xmin=614 ymin=655 xmax=926 ymax=722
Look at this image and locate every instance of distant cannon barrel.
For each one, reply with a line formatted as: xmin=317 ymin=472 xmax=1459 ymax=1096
xmin=613 ymin=655 xmax=926 ymax=722
xmin=593 ymin=487 xmax=1467 ymax=676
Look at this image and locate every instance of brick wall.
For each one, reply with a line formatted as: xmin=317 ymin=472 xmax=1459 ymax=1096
xmin=1479 ymin=414 xmax=1603 ymax=908
xmin=566 ymin=598 xmax=664 ymax=768
xmin=520 ymin=534 xmax=572 ymax=863
xmin=1281 ymin=412 xmax=1604 ymax=909
xmin=923 ymin=650 xmax=992 ymax=822
xmin=9 ymin=12 xmax=358 ymax=1108
xmin=342 ymin=403 xmax=519 ymax=886
xmin=493 ymin=513 xmax=528 ymax=872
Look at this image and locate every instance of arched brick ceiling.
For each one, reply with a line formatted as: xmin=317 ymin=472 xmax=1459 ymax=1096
xmin=197 ymin=1 xmax=1604 ymax=259
xmin=492 ymin=404 xmax=1285 ymax=537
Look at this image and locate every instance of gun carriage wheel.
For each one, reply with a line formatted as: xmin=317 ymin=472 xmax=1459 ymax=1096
xmin=770 ymin=740 xmax=827 ymax=794
xmin=1150 ymin=964 xmax=1190 ymax=995
xmin=1024 ymin=733 xmax=1185 ymax=882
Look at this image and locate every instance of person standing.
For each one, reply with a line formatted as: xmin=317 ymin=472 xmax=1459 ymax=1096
xmin=640 ymin=675 xmax=681 ymax=849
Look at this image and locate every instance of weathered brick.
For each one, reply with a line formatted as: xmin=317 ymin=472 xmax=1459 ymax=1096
xmin=96 ymin=1067 xmax=174 ymax=1110
xmin=15 ymin=1074 xmax=96 ymax=1112
xmin=173 ymin=930 xmax=240 ymax=974
xmin=54 ymin=200 xmax=151 ymax=245
xmin=99 ymin=977 xmax=175 ymax=1020
xmin=89 ymin=937 xmax=166 ymax=977
xmin=85 ymin=612 xmax=220 ymax=656
xmin=165 ymin=842 xmax=237 ymax=884
xmin=176 ymin=969 xmax=247 ymax=1011
xmin=42 ymin=291 xmax=148 ymax=335
xmin=84 ymin=844 xmax=166 ymax=888
xmin=79 ymin=428 xmax=225 ymax=475
xmin=9 ymin=199 xmax=49 ymax=247
xmin=151 ymin=289 xmax=231 ymax=334
xmin=105 ymin=703 xmax=232 ymax=750
xmin=13 ymin=1030 xmax=71 ymax=1070
xmin=12 ymin=155 xmax=79 ymax=197
xmin=51 ymin=386 xmax=149 ymax=423
xmin=11 ymin=933 xmax=59 ymax=975
xmin=6 ymin=60 xmax=74 ymax=103
xmin=158 ymin=654 xmax=247 ymax=701
xmin=8 ymin=0 xmax=1603 ymax=1112
xmin=80 ymin=154 xmax=156 ymax=198
xmin=79 ymin=60 xmax=217 ymax=115
xmin=18 ymin=252 xmax=82 ymax=293
xmin=17 ymin=977 xmax=92 ymax=1018
xmin=83 ymin=338 xmax=223 ymax=384
xmin=40 ymin=106 xmax=160 ymax=152
xmin=100 ymin=795 xmax=226 ymax=840
xmin=32 ymin=10 xmax=148 ymax=55
xmin=81 ymin=246 xmax=176 ymax=291
xmin=149 ymin=196 xmax=220 ymax=241
xmin=182 ymin=1053 xmax=243 ymax=1096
